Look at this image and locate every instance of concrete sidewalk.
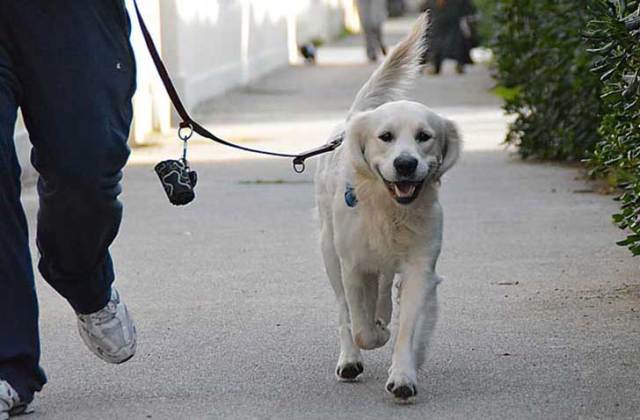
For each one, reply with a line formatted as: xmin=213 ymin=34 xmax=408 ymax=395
xmin=22 ymin=17 xmax=640 ymax=419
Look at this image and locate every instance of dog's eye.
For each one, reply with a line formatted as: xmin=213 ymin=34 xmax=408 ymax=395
xmin=378 ymin=132 xmax=394 ymax=143
xmin=416 ymin=131 xmax=432 ymax=143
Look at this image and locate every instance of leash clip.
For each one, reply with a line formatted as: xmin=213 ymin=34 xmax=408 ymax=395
xmin=178 ymin=122 xmax=193 ymax=162
xmin=178 ymin=122 xmax=193 ymax=141
xmin=293 ymin=158 xmax=306 ymax=173
xmin=290 ymin=133 xmax=344 ymax=174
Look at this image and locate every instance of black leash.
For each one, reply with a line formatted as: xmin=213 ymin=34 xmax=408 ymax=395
xmin=132 ymin=0 xmax=342 ymax=176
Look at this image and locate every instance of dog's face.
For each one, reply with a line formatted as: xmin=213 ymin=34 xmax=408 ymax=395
xmin=347 ymin=100 xmax=461 ymax=205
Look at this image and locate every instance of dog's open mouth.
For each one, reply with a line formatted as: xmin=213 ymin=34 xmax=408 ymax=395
xmin=384 ymin=180 xmax=424 ymax=204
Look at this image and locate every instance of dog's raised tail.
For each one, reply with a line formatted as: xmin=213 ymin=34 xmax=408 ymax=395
xmin=348 ymin=12 xmax=429 ymax=116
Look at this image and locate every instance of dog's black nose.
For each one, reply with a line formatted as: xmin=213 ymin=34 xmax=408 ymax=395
xmin=393 ymin=156 xmax=418 ymax=177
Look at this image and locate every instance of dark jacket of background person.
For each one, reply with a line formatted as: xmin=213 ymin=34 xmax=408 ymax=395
xmin=421 ymin=0 xmax=477 ymax=70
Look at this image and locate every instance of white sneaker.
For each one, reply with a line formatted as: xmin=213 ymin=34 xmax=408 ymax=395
xmin=0 ymin=381 xmax=27 ymax=420
xmin=77 ymin=288 xmax=137 ymax=364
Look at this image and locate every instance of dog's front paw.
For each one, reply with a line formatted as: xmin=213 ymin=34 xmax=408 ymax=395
xmin=336 ymin=361 xmax=364 ymax=382
xmin=336 ymin=353 xmax=364 ymax=382
xmin=385 ymin=370 xmax=417 ymax=403
xmin=354 ymin=321 xmax=390 ymax=350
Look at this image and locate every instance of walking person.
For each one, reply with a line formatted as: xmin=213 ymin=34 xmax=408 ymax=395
xmin=357 ymin=0 xmax=389 ymax=62
xmin=421 ymin=0 xmax=477 ymax=74
xmin=0 ymin=1 xmax=138 ymax=417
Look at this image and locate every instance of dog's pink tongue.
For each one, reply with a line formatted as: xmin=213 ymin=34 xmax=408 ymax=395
xmin=394 ymin=183 xmax=416 ymax=198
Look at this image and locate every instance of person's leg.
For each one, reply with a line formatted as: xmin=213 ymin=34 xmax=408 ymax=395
xmin=6 ymin=0 xmax=135 ymax=315
xmin=375 ymin=25 xmax=387 ymax=56
xmin=357 ymin=0 xmax=378 ymax=61
xmin=0 ymin=13 xmax=47 ymax=403
xmin=432 ymin=50 xmax=444 ymax=74
xmin=362 ymin=24 xmax=380 ymax=62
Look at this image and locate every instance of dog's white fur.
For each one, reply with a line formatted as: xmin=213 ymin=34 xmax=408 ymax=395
xmin=314 ymin=13 xmax=461 ymax=401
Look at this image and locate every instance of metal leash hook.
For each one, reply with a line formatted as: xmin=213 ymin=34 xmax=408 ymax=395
xmin=177 ymin=122 xmax=198 ymax=197
xmin=178 ymin=122 xmax=193 ymax=162
xmin=291 ymin=133 xmax=344 ymax=174
xmin=292 ymin=157 xmax=306 ymax=174
xmin=178 ymin=121 xmax=193 ymax=142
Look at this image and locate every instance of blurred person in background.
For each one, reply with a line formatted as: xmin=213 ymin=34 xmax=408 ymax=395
xmin=386 ymin=0 xmax=406 ymax=17
xmin=357 ymin=0 xmax=389 ymax=62
xmin=421 ymin=0 xmax=478 ymax=74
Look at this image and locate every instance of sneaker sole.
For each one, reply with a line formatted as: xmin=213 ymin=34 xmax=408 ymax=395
xmin=8 ymin=403 xmax=29 ymax=416
xmin=78 ymin=325 xmax=137 ymax=364
xmin=114 ymin=353 xmax=135 ymax=365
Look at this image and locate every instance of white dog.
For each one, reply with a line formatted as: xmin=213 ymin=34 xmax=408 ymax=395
xmin=314 ymin=13 xmax=461 ymax=402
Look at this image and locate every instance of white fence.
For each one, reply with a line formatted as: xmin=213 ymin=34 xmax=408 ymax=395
xmin=129 ymin=0 xmax=350 ymax=143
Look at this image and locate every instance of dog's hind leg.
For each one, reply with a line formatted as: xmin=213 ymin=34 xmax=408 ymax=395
xmin=386 ymin=268 xmax=440 ymax=402
xmin=321 ymin=227 xmax=363 ymax=381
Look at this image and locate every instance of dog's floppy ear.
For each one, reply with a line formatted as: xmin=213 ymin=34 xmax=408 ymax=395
xmin=437 ymin=119 xmax=462 ymax=178
xmin=346 ymin=111 xmax=373 ymax=170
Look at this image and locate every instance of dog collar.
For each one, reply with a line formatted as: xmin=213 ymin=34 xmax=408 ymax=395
xmin=345 ymin=183 xmax=358 ymax=208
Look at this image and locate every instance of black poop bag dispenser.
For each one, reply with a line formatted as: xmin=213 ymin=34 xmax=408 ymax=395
xmin=154 ymin=124 xmax=198 ymax=206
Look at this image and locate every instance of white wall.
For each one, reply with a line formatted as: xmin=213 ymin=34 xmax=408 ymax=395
xmin=127 ymin=0 xmax=171 ymax=145
xmin=155 ymin=0 xmax=293 ymax=119
xmin=295 ymin=0 xmax=344 ymax=46
xmin=142 ymin=0 xmax=347 ymax=127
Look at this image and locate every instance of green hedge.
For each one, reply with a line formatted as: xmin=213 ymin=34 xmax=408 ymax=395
xmin=585 ymin=1 xmax=640 ymax=254
xmin=491 ymin=0 xmax=640 ymax=254
xmin=492 ymin=0 xmax=603 ymax=160
xmin=473 ymin=0 xmax=498 ymax=45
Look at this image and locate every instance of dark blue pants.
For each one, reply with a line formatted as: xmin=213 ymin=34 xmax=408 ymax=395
xmin=0 ymin=1 xmax=135 ymax=403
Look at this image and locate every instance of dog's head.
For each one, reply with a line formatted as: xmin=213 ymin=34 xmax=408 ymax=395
xmin=346 ymin=100 xmax=461 ymax=205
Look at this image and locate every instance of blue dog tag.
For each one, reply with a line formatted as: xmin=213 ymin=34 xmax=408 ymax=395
xmin=345 ymin=183 xmax=358 ymax=208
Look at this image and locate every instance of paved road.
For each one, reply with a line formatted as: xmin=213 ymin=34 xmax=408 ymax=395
xmin=23 ymin=18 xmax=640 ymax=420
